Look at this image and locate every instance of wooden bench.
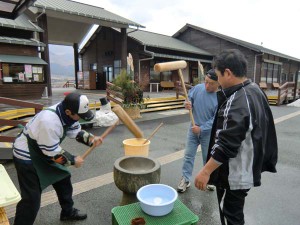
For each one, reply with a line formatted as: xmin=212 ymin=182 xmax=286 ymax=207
xmin=273 ymin=82 xmax=280 ymax=89
xmin=160 ymin=81 xmax=175 ymax=90
xmin=259 ymin=82 xmax=267 ymax=90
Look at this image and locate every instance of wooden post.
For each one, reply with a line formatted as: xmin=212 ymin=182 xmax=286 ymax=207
xmin=293 ymin=69 xmax=299 ymax=101
xmin=74 ymin=43 xmax=79 ymax=89
xmin=38 ymin=14 xmax=52 ymax=97
xmin=121 ymin=28 xmax=127 ymax=70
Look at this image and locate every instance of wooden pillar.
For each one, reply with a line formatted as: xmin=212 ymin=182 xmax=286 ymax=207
xmin=293 ymin=65 xmax=300 ymax=100
xmin=38 ymin=14 xmax=52 ymax=96
xmin=73 ymin=43 xmax=79 ymax=89
xmin=121 ymin=28 xmax=127 ymax=69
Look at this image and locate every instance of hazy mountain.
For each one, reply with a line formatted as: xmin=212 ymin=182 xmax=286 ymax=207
xmin=49 ymin=45 xmax=75 ymax=78
xmin=50 ymin=63 xmax=74 ymax=78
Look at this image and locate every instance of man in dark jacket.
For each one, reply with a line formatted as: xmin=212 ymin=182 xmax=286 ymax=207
xmin=194 ymin=49 xmax=278 ymax=225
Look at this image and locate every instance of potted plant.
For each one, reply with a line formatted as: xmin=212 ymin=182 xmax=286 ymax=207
xmin=110 ymin=69 xmax=145 ymax=119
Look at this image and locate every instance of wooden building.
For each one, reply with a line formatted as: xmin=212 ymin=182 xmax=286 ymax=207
xmin=0 ymin=14 xmax=47 ymax=99
xmin=173 ymin=24 xmax=300 ymax=91
xmin=80 ymin=27 xmax=213 ymax=91
xmin=0 ymin=0 xmax=144 ymax=99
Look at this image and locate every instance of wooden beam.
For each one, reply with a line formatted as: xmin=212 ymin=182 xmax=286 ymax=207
xmin=0 ymin=97 xmax=43 ymax=113
xmin=0 ymin=119 xmax=27 ymax=127
xmin=0 ymin=136 xmax=15 ymax=142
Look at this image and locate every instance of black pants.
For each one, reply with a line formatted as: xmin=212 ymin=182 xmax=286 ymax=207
xmin=216 ymin=187 xmax=249 ymax=225
xmin=14 ymin=159 xmax=74 ymax=225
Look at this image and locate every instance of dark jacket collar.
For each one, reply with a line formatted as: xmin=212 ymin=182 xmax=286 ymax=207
xmin=217 ymin=79 xmax=251 ymax=105
xmin=222 ymin=79 xmax=251 ymax=97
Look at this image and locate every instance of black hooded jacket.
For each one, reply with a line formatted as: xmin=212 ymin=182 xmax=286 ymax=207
xmin=208 ymin=80 xmax=278 ymax=190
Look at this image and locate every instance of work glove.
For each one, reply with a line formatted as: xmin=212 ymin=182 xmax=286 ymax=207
xmin=53 ymin=150 xmax=75 ymax=166
xmin=76 ymin=130 xmax=94 ymax=146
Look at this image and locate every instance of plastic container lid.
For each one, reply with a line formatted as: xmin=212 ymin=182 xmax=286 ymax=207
xmin=0 ymin=164 xmax=21 ymax=207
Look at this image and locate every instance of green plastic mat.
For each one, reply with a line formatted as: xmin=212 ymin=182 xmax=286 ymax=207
xmin=112 ymin=199 xmax=199 ymax=225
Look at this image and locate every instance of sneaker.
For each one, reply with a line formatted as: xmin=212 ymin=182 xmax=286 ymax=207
xmin=177 ymin=177 xmax=191 ymax=193
xmin=60 ymin=208 xmax=87 ymax=221
xmin=206 ymin=185 xmax=215 ymax=191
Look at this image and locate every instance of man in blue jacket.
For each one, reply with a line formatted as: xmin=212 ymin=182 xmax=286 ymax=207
xmin=177 ymin=69 xmax=219 ymax=193
xmin=194 ymin=49 xmax=278 ymax=225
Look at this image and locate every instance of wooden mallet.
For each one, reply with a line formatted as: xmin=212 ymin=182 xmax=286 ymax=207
xmin=81 ymin=120 xmax=118 ymax=159
xmin=154 ymin=60 xmax=195 ymax=126
xmin=112 ymin=105 xmax=144 ymax=138
xmin=143 ymin=122 xmax=164 ymax=144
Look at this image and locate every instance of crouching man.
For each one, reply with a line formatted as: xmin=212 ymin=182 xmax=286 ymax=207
xmin=13 ymin=92 xmax=102 ymax=225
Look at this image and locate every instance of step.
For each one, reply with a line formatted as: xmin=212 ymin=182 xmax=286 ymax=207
xmin=268 ymin=101 xmax=278 ymax=105
xmin=141 ymin=105 xmax=184 ymax=113
xmin=146 ymin=101 xmax=184 ymax=108
xmin=144 ymin=99 xmax=185 ymax=105
xmin=267 ymin=96 xmax=278 ymax=100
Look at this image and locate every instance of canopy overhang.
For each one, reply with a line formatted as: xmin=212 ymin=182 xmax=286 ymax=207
xmin=28 ymin=1 xmax=144 ymax=46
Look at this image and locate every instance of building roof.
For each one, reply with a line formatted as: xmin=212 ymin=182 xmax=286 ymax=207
xmin=127 ymin=29 xmax=212 ymax=56
xmin=0 ymin=54 xmax=47 ymax=64
xmin=0 ymin=36 xmax=45 ymax=47
xmin=0 ymin=13 xmax=43 ymax=32
xmin=0 ymin=0 xmax=36 ymax=19
xmin=173 ymin=23 xmax=300 ymax=62
xmin=32 ymin=0 xmax=144 ymax=28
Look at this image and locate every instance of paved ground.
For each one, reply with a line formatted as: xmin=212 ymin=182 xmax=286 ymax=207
xmin=2 ymin=88 xmax=300 ymax=225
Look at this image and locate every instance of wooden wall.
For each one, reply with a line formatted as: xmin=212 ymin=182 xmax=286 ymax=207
xmin=0 ymin=83 xmax=46 ymax=99
xmin=0 ymin=43 xmax=46 ymax=99
xmin=0 ymin=43 xmax=38 ymax=56
xmin=176 ymin=27 xmax=256 ymax=81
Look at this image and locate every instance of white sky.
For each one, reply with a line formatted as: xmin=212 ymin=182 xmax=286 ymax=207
xmin=75 ymin=0 xmax=300 ymax=59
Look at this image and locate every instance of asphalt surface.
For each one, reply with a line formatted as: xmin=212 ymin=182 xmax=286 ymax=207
xmin=2 ymin=103 xmax=300 ymax=225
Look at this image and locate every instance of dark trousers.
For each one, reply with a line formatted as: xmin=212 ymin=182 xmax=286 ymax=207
xmin=216 ymin=187 xmax=249 ymax=225
xmin=14 ymin=159 xmax=74 ymax=225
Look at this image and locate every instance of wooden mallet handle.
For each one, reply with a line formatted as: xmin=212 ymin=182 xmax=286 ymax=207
xmin=178 ymin=69 xmax=195 ymax=126
xmin=143 ymin=122 xmax=164 ymax=144
xmin=81 ymin=120 xmax=119 ymax=159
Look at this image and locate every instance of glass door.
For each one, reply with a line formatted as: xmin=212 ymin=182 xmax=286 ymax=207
xmin=103 ymin=66 xmax=113 ymax=82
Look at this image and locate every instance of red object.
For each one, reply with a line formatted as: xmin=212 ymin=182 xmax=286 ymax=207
xmin=64 ymin=92 xmax=71 ymax=96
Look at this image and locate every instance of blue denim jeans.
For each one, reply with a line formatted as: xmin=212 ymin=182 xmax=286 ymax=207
xmin=182 ymin=128 xmax=212 ymax=182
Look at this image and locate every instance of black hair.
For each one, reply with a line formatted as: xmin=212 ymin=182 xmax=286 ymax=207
xmin=61 ymin=92 xmax=80 ymax=114
xmin=213 ymin=49 xmax=247 ymax=77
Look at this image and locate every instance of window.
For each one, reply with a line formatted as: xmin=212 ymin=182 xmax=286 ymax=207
xmin=149 ymin=60 xmax=172 ymax=82
xmin=1 ymin=63 xmax=44 ymax=83
xmin=262 ymin=62 xmax=281 ymax=84
xmin=114 ymin=60 xmax=121 ymax=77
xmin=90 ymin=63 xmax=97 ymax=71
xmin=150 ymin=60 xmax=160 ymax=82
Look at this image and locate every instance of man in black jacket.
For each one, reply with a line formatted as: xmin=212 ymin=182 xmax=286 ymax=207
xmin=194 ymin=49 xmax=278 ymax=225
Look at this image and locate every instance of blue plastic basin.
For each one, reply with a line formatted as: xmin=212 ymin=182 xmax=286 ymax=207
xmin=137 ymin=184 xmax=178 ymax=216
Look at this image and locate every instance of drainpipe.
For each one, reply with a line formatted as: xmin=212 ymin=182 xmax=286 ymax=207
xmin=35 ymin=8 xmax=46 ymax=21
xmin=253 ymin=52 xmax=264 ymax=83
xmin=31 ymin=8 xmax=45 ymax=42
xmin=138 ymin=45 xmax=154 ymax=84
